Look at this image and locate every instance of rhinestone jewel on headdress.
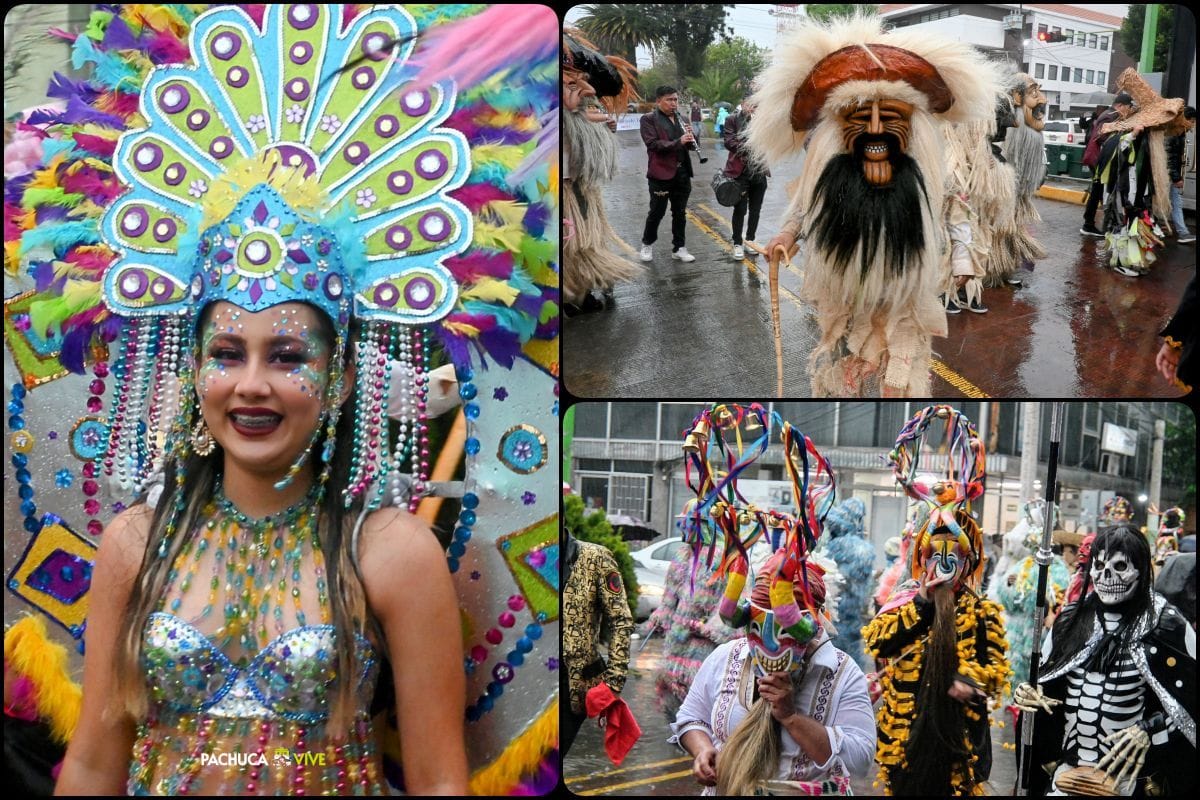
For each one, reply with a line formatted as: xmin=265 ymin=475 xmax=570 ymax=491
xmin=100 ymin=3 xmax=471 ymax=326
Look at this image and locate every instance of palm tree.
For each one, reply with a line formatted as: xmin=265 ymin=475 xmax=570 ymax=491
xmin=688 ymin=67 xmax=740 ymax=110
xmin=572 ymin=4 xmax=660 ymax=67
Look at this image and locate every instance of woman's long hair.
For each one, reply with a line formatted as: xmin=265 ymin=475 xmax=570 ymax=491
xmin=1042 ymin=524 xmax=1153 ymax=675
xmin=113 ymin=306 xmax=370 ymax=733
xmin=715 ymin=689 xmax=783 ymax=796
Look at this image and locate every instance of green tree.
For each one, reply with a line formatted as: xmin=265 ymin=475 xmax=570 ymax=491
xmin=703 ymin=36 xmax=769 ymax=99
xmin=564 ymin=493 xmax=639 ymax=618
xmin=688 ymin=67 xmax=741 ymax=109
xmin=805 ymin=4 xmax=879 ymax=23
xmin=1119 ymin=4 xmax=1174 ymax=73
xmin=638 ymin=52 xmax=679 ymax=104
xmin=1163 ymin=411 xmax=1195 ymax=513
xmin=573 ymin=3 xmax=660 ymax=67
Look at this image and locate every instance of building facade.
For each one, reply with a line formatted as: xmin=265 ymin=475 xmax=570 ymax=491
xmin=879 ymin=4 xmax=1127 ymax=119
xmin=568 ymin=402 xmax=1190 ymax=563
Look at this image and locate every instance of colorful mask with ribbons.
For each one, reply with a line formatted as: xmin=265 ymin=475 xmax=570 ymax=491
xmin=889 ymin=405 xmax=986 ymax=589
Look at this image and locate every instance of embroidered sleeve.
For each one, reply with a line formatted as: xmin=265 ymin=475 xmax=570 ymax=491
xmin=597 ymin=551 xmax=634 ymax=692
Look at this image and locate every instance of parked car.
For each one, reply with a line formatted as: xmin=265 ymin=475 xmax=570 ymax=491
xmin=631 ymin=537 xmax=684 ymax=620
xmin=1043 ymin=118 xmax=1083 ymax=146
xmin=700 ymin=107 xmax=713 ymax=121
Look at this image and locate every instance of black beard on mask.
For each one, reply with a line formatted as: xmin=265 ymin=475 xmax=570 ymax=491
xmin=809 ymin=138 xmax=930 ymax=284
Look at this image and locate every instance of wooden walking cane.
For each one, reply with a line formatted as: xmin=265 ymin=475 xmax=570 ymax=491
xmin=745 ymin=240 xmax=795 ymax=397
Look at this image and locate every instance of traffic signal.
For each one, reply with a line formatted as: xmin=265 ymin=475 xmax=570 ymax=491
xmin=1037 ymin=31 xmax=1068 ymax=43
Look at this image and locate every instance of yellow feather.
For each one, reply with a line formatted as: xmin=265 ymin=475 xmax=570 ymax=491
xmin=443 ymin=321 xmax=483 ymax=337
xmin=461 ymin=278 xmax=520 ymax=305
xmin=468 ymin=701 xmax=557 ymax=795
xmin=4 ymin=615 xmax=82 ymax=744
xmin=26 ymin=155 xmax=67 ymax=191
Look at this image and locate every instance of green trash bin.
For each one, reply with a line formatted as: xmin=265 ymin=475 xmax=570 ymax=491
xmin=1045 ymin=143 xmax=1071 ymax=176
xmin=1064 ymin=145 xmax=1089 ymax=179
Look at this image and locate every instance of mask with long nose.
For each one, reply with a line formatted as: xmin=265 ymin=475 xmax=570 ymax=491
xmin=840 ymin=99 xmax=915 ymax=186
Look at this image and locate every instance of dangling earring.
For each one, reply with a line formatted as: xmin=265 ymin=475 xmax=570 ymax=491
xmin=192 ymin=418 xmax=216 ymax=456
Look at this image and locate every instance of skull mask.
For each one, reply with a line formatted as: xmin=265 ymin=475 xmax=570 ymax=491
xmin=1089 ymin=546 xmax=1140 ymax=604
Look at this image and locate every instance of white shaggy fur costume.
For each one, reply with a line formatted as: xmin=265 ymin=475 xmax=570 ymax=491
xmin=747 ymin=15 xmax=999 ymax=396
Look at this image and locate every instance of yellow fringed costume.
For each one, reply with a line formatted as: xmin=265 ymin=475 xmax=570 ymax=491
xmin=863 ymin=590 xmax=1010 ymax=796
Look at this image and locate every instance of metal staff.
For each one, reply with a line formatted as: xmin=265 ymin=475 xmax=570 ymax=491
xmin=1017 ymin=401 xmax=1065 ymax=795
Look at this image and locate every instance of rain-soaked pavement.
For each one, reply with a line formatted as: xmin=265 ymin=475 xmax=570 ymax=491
xmin=562 ymin=126 xmax=1195 ymax=399
xmin=563 ymin=632 xmax=1022 ymax=796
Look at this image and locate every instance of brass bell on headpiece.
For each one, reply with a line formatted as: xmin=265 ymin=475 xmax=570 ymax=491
xmin=744 ymin=414 xmax=763 ymax=432
xmin=682 ymin=433 xmax=700 ymax=453
xmin=693 ymin=418 xmax=711 ymax=439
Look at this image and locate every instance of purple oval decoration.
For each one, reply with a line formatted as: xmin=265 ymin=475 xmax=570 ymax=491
xmin=159 ymin=84 xmax=191 ymax=114
xmin=285 ymin=77 xmax=311 ymax=102
xmin=375 ymin=115 xmax=399 ymax=139
xmin=163 ymin=163 xmax=187 ymax=186
xmin=373 ymin=283 xmax=400 ymax=308
xmin=226 ymin=67 xmax=249 ymax=89
xmin=352 ymin=66 xmax=377 ymax=91
xmin=362 ymin=32 xmax=391 ymax=62
xmin=186 ymin=109 xmax=211 ymax=131
xmin=289 ymin=41 xmax=313 ymax=65
xmin=268 ymin=144 xmax=317 ymax=178
xmin=119 ymin=269 xmax=149 ymax=300
xmin=210 ymin=31 xmax=242 ymax=61
xmin=405 ymin=277 xmax=436 ymax=310
xmin=288 ymin=4 xmax=318 ymax=30
xmin=209 ymin=136 xmax=234 ymax=159
xmin=343 ymin=142 xmax=369 ymax=166
xmin=243 ymin=238 xmax=273 ymax=266
xmin=402 ymin=90 xmax=431 ymax=117
xmin=415 ymin=149 xmax=448 ymax=180
xmin=385 ymin=225 xmax=411 ymax=251
xmin=134 ymin=143 xmax=163 ymax=172
xmin=122 ymin=208 xmax=149 ymax=237
xmin=152 ymin=218 xmax=178 ymax=243
xmin=324 ymin=274 xmax=344 ymax=300
xmin=419 ymin=211 xmax=451 ymax=243
xmin=387 ymin=170 xmax=413 ymax=195
xmin=150 ymin=277 xmax=174 ymax=300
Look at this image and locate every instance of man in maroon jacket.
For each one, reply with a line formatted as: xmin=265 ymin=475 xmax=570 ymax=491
xmin=639 ymin=85 xmax=697 ymax=262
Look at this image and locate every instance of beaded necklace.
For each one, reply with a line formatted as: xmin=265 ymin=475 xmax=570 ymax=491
xmin=164 ymin=481 xmax=329 ymax=662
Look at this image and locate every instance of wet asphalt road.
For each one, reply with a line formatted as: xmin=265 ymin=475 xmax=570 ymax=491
xmin=563 ymin=633 xmax=1023 ymax=797
xmin=562 ymin=127 xmax=1195 ymax=399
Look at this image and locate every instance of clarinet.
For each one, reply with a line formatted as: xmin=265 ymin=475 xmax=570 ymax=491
xmin=676 ymin=110 xmax=708 ymax=164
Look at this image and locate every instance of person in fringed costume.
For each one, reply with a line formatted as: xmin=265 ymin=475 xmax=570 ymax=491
xmin=938 ymin=85 xmax=1020 ymax=314
xmin=995 ymin=72 xmax=1048 ymax=289
xmin=1097 ymin=69 xmax=1186 ymax=277
xmin=749 ymin=14 xmax=999 ymax=397
xmin=1153 ymin=506 xmax=1186 ymax=571
xmin=561 ymin=28 xmax=641 ymax=316
xmin=863 ymin=406 xmax=1010 ymax=796
xmin=819 ymin=497 xmax=875 ymax=671
xmin=671 ymin=405 xmax=875 ymax=796
xmin=3 ymin=5 xmax=560 ymax=795
xmin=1014 ymin=523 xmax=1196 ymax=796
xmin=995 ymin=501 xmax=1071 ymax=708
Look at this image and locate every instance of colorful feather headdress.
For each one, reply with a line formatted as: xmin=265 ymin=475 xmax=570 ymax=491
xmin=889 ymin=404 xmax=987 ymax=585
xmin=678 ymin=403 xmax=836 ymax=644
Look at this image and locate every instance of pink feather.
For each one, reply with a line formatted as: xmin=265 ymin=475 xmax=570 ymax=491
xmin=60 ymin=168 xmax=120 ymax=204
xmin=146 ymin=30 xmax=189 ymax=65
xmin=446 ymin=312 xmax=498 ymax=332
xmin=444 ymin=251 xmax=514 ymax=283
xmin=71 ymin=133 xmax=118 ymax=158
xmin=402 ymin=6 xmax=558 ymax=93
xmin=449 ymin=183 xmax=515 ymax=212
xmin=62 ymin=248 xmax=116 ymax=273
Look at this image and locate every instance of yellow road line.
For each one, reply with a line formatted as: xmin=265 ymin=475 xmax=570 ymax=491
xmin=930 ymin=359 xmax=990 ymax=398
xmin=695 ymin=202 xmax=805 ymax=281
xmin=625 ymin=209 xmax=991 ymax=398
xmin=569 ymin=769 xmax=696 ymax=795
xmin=684 ymin=209 xmax=808 ymax=309
xmin=567 ymin=755 xmax=690 ymax=782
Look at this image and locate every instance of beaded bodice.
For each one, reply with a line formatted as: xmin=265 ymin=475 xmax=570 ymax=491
xmin=142 ymin=613 xmax=378 ymax=723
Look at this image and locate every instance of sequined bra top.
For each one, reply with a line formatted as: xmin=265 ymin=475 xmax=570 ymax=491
xmin=142 ymin=612 xmax=379 ymax=723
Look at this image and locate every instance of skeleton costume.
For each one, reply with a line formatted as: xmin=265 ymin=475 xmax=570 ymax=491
xmin=863 ymin=406 xmax=1009 ymax=796
xmin=561 ymin=30 xmax=640 ymax=312
xmin=993 ymin=72 xmax=1048 ymax=287
xmin=1017 ymin=525 xmax=1196 ymax=797
xmin=747 ymin=14 xmax=999 ymax=396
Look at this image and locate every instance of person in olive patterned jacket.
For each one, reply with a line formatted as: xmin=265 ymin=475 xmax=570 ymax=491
xmin=562 ymin=530 xmax=634 ymax=757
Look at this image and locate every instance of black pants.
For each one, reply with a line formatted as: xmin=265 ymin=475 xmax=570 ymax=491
xmin=731 ymin=175 xmax=768 ymax=244
xmin=1083 ymin=177 xmax=1104 ymax=227
xmin=643 ymin=171 xmax=692 ymax=250
xmin=561 ymin=670 xmax=588 ymax=758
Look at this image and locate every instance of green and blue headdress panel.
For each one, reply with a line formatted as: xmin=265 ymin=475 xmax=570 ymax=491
xmin=101 ymin=3 xmax=471 ymax=326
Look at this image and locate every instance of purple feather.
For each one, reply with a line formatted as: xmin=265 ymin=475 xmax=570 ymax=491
xmin=99 ymin=315 xmax=124 ymax=343
xmin=436 ymin=332 xmax=473 ymax=372
xmin=5 ymin=174 xmax=33 ymax=205
xmin=100 ymin=15 xmax=142 ymax=50
xmin=522 ymin=202 xmax=550 ymax=238
xmin=479 ymin=329 xmax=521 ymax=369
xmin=62 ymin=96 xmax=125 ymax=129
xmin=35 ymin=206 xmax=71 ymax=225
xmin=47 ymin=72 xmax=101 ymax=104
xmin=32 ymin=261 xmax=63 ymax=292
xmin=59 ymin=327 xmax=92 ymax=374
